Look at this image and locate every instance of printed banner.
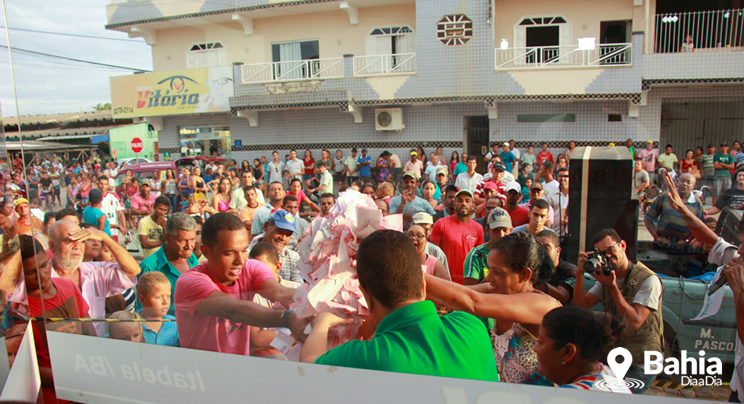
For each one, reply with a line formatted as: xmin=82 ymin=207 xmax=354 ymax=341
xmin=111 ymin=66 xmax=234 ymax=118
xmin=48 ymin=331 xmax=689 ymax=404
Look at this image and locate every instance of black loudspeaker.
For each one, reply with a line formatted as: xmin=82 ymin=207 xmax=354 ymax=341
xmin=566 ymin=147 xmax=639 ymax=264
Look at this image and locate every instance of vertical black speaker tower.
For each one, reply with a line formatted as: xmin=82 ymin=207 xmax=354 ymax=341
xmin=566 ymin=147 xmax=639 ymax=264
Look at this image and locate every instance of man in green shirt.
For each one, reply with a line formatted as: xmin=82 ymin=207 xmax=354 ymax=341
xmin=713 ymin=142 xmax=735 ymax=205
xmin=300 ymin=230 xmax=499 ymax=382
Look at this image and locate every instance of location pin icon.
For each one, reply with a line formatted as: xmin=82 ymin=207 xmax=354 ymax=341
xmin=607 ymin=347 xmax=632 ymax=380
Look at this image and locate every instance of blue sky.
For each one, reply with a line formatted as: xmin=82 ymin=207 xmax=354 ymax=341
xmin=0 ymin=0 xmax=152 ymax=117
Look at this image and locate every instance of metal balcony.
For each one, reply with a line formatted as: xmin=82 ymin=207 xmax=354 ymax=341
xmin=654 ymin=9 xmax=744 ymax=53
xmin=494 ymin=43 xmax=632 ymax=70
xmin=240 ymin=57 xmax=344 ymax=84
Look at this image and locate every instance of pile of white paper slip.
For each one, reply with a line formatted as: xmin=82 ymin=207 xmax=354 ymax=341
xmin=290 ymin=190 xmax=402 ymax=349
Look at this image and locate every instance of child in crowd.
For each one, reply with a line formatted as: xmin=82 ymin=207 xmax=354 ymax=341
xmin=16 ymin=235 xmax=96 ymax=402
xmin=522 ymin=178 xmax=533 ymax=204
xmin=107 ymin=310 xmax=145 ymax=343
xmin=83 ymin=189 xmax=111 ymax=236
xmin=249 ymin=242 xmax=301 ymax=359
xmin=137 ymin=272 xmax=179 ymax=346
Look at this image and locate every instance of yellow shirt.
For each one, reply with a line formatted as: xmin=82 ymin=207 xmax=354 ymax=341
xmin=138 ymin=215 xmax=164 ymax=258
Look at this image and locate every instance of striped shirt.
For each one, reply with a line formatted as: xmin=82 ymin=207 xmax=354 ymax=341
xmin=645 ymin=192 xmax=704 ymax=241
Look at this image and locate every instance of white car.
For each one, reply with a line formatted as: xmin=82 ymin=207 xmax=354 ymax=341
xmin=117 ymin=157 xmax=152 ymax=168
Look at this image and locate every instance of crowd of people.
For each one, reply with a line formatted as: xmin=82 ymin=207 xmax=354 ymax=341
xmin=2 ymin=138 xmax=744 ymax=402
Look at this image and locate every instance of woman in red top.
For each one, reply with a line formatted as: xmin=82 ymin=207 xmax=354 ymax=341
xmin=680 ymin=149 xmax=699 ymax=179
xmin=302 ymin=150 xmax=315 ymax=185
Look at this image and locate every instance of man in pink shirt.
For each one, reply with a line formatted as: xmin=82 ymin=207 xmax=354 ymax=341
xmin=130 ymin=179 xmax=159 ymax=217
xmin=430 ymin=189 xmax=484 ymax=285
xmin=403 ymin=151 xmax=424 ymax=179
xmin=638 ymin=140 xmax=659 ymax=185
xmin=175 ymin=212 xmax=310 ymax=355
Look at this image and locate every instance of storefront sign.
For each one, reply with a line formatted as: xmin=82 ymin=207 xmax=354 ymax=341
xmin=111 ymin=66 xmax=234 ymax=118
xmin=48 ymin=331 xmax=689 ymax=404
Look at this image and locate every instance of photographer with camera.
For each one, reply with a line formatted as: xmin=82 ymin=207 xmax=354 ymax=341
xmin=574 ymin=228 xmax=663 ymax=394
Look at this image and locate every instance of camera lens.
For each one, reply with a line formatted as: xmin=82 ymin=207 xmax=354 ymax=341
xmin=584 ymin=257 xmax=601 ymax=273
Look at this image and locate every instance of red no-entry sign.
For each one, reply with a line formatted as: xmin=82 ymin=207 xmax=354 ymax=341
xmin=130 ymin=137 xmax=144 ymax=154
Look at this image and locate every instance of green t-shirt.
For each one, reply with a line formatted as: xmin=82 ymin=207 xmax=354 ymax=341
xmin=714 ymin=153 xmax=734 ymax=177
xmin=315 ymin=300 xmax=500 ymax=382
xmin=463 ymin=243 xmax=496 ymax=332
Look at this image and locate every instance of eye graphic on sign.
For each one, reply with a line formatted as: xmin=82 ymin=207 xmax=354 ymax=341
xmin=157 ymin=75 xmax=199 ymax=92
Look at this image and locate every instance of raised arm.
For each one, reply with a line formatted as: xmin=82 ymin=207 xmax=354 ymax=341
xmin=662 ymin=172 xmax=717 ymax=250
xmin=69 ymin=228 xmax=140 ymax=278
xmin=424 ymin=274 xmax=560 ymax=326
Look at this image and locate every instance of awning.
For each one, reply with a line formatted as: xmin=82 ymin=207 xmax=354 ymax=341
xmin=91 ymin=134 xmax=110 ymax=144
xmin=36 ymin=133 xmax=98 ymax=141
xmin=5 ymin=140 xmax=97 ymax=152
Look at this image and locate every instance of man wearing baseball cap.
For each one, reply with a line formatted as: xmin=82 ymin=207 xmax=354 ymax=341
xmin=412 ymin=212 xmax=449 ymax=273
xmin=474 ymin=161 xmax=506 ymax=206
xmin=390 ymin=171 xmax=436 ymax=230
xmin=248 ymin=209 xmax=302 ymax=283
xmin=404 ymin=150 xmax=423 ymax=179
xmin=15 ymin=197 xmax=42 ymax=237
xmin=430 ymin=189 xmax=483 ymax=285
xmin=500 ymin=142 xmax=517 ymax=172
xmin=504 ymin=181 xmax=530 ymax=227
xmin=130 ymin=178 xmax=159 ymax=218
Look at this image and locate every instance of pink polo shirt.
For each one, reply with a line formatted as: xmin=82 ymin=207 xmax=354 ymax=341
xmin=175 ymin=259 xmax=274 ymax=356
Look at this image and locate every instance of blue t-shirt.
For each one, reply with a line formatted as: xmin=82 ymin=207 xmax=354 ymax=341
xmin=501 ymin=151 xmax=516 ymax=170
xmin=357 ymin=156 xmax=372 ymax=177
xmin=141 ymin=314 xmax=179 ymax=347
xmin=83 ymin=206 xmax=111 ymax=236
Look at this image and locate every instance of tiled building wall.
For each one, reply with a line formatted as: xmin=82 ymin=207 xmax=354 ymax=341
xmin=643 ymin=52 xmax=744 ymax=80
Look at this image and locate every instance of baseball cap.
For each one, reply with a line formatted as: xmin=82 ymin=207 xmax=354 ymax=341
xmin=268 ymin=209 xmax=297 ymax=232
xmin=455 ymin=189 xmax=473 ymax=199
xmin=721 ymin=141 xmax=729 ymax=146
xmin=362 ymin=148 xmax=368 ymax=152
xmin=140 ymin=179 xmax=151 ymax=187
xmin=402 ymin=171 xmax=418 ymax=180
xmin=491 ymin=162 xmax=506 ymax=171
xmin=410 ymin=151 xmax=417 ymax=156
xmin=646 ymin=140 xmax=653 ymax=144
xmin=483 ymin=181 xmax=498 ymax=190
xmin=412 ymin=212 xmax=433 ymax=225
xmin=89 ymin=188 xmax=103 ymax=203
xmin=708 ymin=143 xmax=716 ymax=148
xmin=505 ymin=181 xmax=521 ymax=193
xmin=530 ymin=182 xmax=543 ymax=190
xmin=351 ymin=147 xmax=358 ymax=152
xmin=487 ymin=207 xmax=513 ymax=229
xmin=14 ymin=197 xmax=28 ymax=207
xmin=436 ymin=167 xmax=447 ymax=175
xmin=502 ymin=142 xmax=510 ymax=147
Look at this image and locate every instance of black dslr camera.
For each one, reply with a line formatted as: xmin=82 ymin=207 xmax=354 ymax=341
xmin=583 ymin=252 xmax=612 ymax=276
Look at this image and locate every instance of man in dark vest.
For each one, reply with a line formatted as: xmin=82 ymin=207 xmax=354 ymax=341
xmin=574 ymin=228 xmax=663 ymax=394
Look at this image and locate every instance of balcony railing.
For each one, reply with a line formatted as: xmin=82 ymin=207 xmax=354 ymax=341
xmin=240 ymin=57 xmax=344 ymax=84
xmin=494 ymin=43 xmax=632 ymax=70
xmin=353 ymin=53 xmax=416 ymax=77
xmin=654 ymin=9 xmax=744 ymax=53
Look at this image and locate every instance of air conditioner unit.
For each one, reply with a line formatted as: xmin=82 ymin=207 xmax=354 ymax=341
xmin=375 ymin=108 xmax=404 ymax=131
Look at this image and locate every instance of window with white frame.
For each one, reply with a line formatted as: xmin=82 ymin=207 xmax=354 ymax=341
xmin=437 ymin=15 xmax=473 ymax=46
xmin=187 ymin=42 xmax=227 ymax=69
xmin=366 ymin=26 xmax=416 ymax=56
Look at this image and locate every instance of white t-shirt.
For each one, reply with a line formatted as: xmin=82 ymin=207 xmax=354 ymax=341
xmin=510 ymin=148 xmax=521 ymax=161
xmin=285 ymin=159 xmax=304 ymax=181
xmin=542 ymin=179 xmax=559 ymax=194
xmin=101 ymin=192 xmax=124 ymax=236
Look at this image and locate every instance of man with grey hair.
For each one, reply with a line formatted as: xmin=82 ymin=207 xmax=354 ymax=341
xmin=16 ymin=219 xmax=140 ymax=336
xmin=643 ymin=172 xmax=704 ymax=246
xmin=139 ymin=212 xmax=198 ymax=315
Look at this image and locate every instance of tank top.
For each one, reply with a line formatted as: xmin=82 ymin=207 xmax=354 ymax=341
xmin=165 ymin=180 xmax=177 ymax=195
xmin=180 ymin=176 xmax=193 ymax=195
xmin=423 ymin=254 xmax=439 ymax=275
xmin=217 ymin=195 xmax=230 ymax=212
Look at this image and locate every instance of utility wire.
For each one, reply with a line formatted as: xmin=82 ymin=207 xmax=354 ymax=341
xmin=0 ymin=25 xmax=143 ymax=42
xmin=0 ymin=44 xmax=150 ymax=72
